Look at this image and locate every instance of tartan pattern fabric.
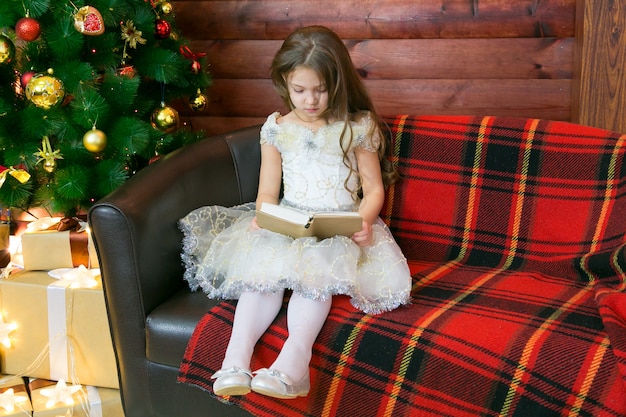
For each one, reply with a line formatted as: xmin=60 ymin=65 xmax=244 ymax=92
xmin=178 ymin=115 xmax=626 ymax=416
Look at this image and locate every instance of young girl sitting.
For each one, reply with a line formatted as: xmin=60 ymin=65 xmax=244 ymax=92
xmin=179 ymin=25 xmax=411 ymax=400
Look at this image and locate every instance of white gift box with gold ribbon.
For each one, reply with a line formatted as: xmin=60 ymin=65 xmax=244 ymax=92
xmin=0 ymin=270 xmax=118 ymax=389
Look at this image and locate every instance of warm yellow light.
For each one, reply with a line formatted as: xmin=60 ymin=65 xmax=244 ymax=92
xmin=40 ymin=380 xmax=82 ymax=408
xmin=0 ymin=388 xmax=28 ymax=412
xmin=0 ymin=315 xmax=17 ymax=348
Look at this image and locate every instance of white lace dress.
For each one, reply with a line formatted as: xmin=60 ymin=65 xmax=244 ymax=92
xmin=180 ymin=112 xmax=411 ymax=314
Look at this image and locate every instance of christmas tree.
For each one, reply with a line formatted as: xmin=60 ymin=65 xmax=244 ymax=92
xmin=0 ymin=0 xmax=210 ymax=217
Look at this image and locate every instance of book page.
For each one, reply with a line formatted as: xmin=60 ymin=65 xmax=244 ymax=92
xmin=258 ymin=203 xmax=310 ymax=225
xmin=256 ymin=203 xmax=362 ymax=239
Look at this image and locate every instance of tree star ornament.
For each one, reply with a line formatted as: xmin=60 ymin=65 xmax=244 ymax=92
xmin=0 ymin=314 xmax=18 ymax=348
xmin=39 ymin=380 xmax=82 ymax=407
xmin=0 ymin=388 xmax=28 ymax=412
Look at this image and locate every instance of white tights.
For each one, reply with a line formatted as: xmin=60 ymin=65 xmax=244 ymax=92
xmin=221 ymin=291 xmax=332 ymax=382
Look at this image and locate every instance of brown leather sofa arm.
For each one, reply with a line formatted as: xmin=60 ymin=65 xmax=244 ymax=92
xmin=88 ymin=126 xmax=260 ymax=417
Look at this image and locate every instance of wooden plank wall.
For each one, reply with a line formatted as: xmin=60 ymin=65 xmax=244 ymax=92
xmin=572 ymin=0 xmax=626 ymax=133
xmin=171 ymin=0 xmax=576 ymax=136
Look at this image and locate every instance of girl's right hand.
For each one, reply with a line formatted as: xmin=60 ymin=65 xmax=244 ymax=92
xmin=351 ymin=220 xmax=373 ymax=247
xmin=250 ymin=216 xmax=261 ymax=230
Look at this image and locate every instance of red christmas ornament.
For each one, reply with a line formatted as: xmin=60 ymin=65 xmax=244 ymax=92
xmin=20 ymin=70 xmax=35 ymax=87
xmin=190 ymin=60 xmax=201 ymax=74
xmin=16 ymin=17 xmax=41 ymax=41
xmin=154 ymin=19 xmax=171 ymax=39
xmin=180 ymin=45 xmax=207 ymax=74
xmin=73 ymin=6 xmax=105 ymax=36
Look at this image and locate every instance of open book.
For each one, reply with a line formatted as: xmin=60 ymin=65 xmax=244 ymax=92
xmin=256 ymin=203 xmax=362 ymax=239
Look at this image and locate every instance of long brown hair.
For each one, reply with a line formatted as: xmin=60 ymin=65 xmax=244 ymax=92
xmin=270 ymin=26 xmax=397 ymax=199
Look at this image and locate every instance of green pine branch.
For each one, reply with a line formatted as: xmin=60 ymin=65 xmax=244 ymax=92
xmin=0 ymin=0 xmax=212 ymax=216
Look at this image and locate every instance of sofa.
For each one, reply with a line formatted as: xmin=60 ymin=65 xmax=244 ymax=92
xmin=88 ymin=115 xmax=626 ymax=417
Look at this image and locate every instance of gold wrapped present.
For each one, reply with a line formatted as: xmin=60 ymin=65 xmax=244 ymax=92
xmin=20 ymin=217 xmax=99 ymax=271
xmin=29 ymin=379 xmax=124 ymax=417
xmin=0 ymin=223 xmax=9 ymax=269
xmin=0 ymin=270 xmax=118 ymax=389
xmin=0 ymin=375 xmax=32 ymax=416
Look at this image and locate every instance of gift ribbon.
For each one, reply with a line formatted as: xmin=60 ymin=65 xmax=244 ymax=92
xmin=47 ymin=267 xmax=101 ymax=384
xmin=0 ymin=165 xmax=30 ymax=188
xmin=47 ymin=279 xmax=73 ymax=382
xmin=87 ymin=385 xmax=103 ymax=417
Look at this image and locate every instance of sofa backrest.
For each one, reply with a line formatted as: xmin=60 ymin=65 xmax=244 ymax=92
xmin=381 ymin=115 xmax=626 ymax=279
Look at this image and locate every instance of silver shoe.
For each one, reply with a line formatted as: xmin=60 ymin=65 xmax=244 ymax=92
xmin=211 ymin=367 xmax=253 ymax=396
xmin=251 ymin=368 xmax=310 ymax=399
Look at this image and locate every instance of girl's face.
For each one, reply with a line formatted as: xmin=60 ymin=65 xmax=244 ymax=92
xmin=286 ymin=66 xmax=329 ymax=122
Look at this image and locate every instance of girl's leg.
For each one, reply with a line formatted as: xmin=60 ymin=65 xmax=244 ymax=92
xmin=270 ymin=293 xmax=332 ymax=381
xmin=221 ymin=290 xmax=285 ymax=370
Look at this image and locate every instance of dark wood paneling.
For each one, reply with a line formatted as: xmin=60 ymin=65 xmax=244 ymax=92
xmin=171 ymin=0 xmax=577 ymax=136
xmin=192 ymin=37 xmax=573 ymax=80
xmin=174 ymin=0 xmax=575 ymax=40
xmin=180 ymin=78 xmax=570 ymax=120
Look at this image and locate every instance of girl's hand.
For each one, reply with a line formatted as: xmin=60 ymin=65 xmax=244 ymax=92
xmin=250 ymin=216 xmax=261 ymax=230
xmin=352 ymin=220 xmax=373 ymax=247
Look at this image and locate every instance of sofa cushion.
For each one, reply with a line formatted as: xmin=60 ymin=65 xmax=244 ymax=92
xmin=146 ymin=288 xmax=220 ymax=366
xmin=381 ymin=115 xmax=626 ymax=274
xmin=179 ymin=268 xmax=625 ymax=416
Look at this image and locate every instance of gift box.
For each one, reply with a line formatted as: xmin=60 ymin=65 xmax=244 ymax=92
xmin=20 ymin=217 xmax=99 ymax=271
xmin=0 ymin=375 xmax=32 ymax=417
xmin=0 ymin=224 xmax=9 ymax=269
xmin=29 ymin=379 xmax=124 ymax=417
xmin=0 ymin=270 xmax=118 ymax=389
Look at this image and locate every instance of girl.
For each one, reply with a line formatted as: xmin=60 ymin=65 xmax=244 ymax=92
xmin=180 ymin=25 xmax=411 ymax=399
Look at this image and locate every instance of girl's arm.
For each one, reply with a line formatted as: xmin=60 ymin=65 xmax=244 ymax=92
xmin=352 ymin=147 xmax=385 ymax=246
xmin=255 ymin=143 xmax=283 ymax=209
xmin=251 ymin=143 xmax=283 ymax=230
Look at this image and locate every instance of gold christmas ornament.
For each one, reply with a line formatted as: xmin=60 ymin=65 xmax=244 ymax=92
xmin=151 ymin=103 xmax=179 ymax=133
xmin=158 ymin=2 xmax=173 ymax=15
xmin=83 ymin=127 xmax=108 ymax=153
xmin=34 ymin=136 xmax=63 ymax=173
xmin=43 ymin=159 xmax=57 ymax=173
xmin=0 ymin=35 xmax=16 ymax=65
xmin=25 ymin=71 xmax=66 ymax=110
xmin=189 ymin=89 xmax=208 ymax=112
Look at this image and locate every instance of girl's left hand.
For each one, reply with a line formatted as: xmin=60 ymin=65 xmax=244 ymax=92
xmin=352 ymin=221 xmax=373 ymax=247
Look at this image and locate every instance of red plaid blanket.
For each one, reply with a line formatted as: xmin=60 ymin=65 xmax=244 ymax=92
xmin=179 ymin=115 xmax=626 ymax=416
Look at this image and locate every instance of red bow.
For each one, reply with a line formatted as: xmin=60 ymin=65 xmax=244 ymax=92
xmin=180 ymin=45 xmax=206 ymax=61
